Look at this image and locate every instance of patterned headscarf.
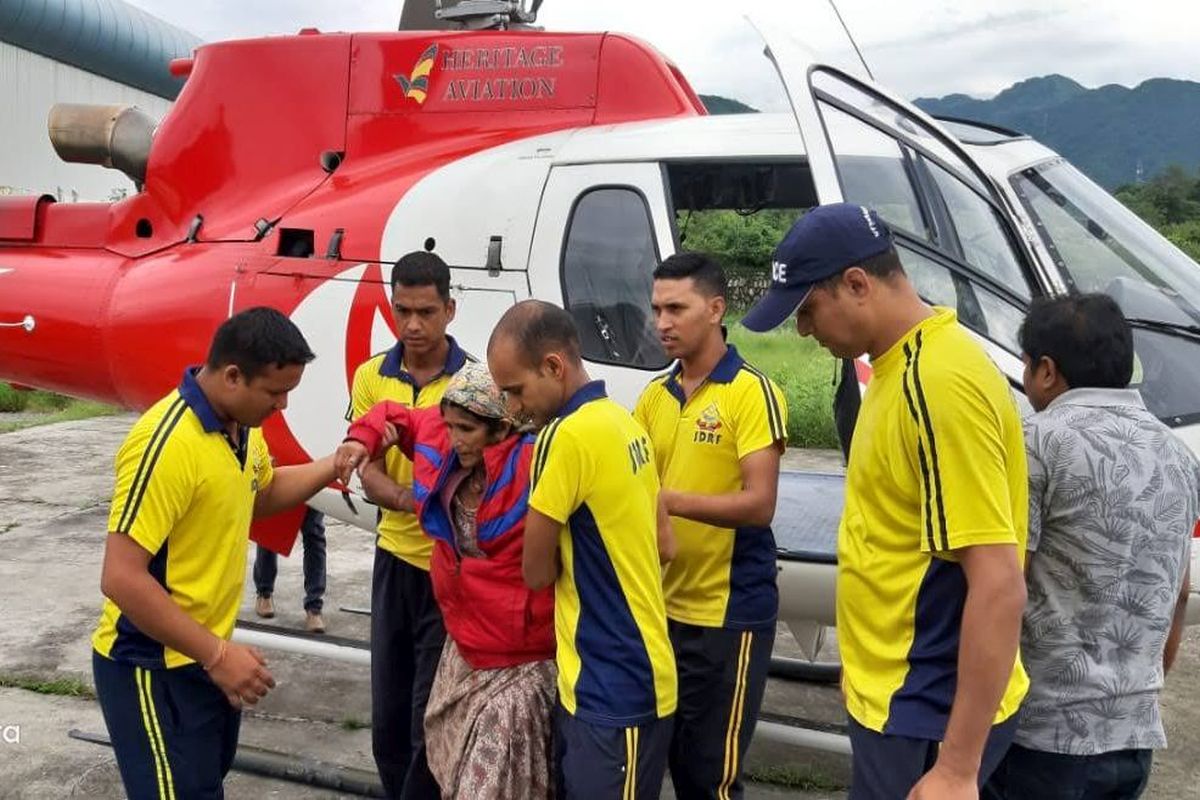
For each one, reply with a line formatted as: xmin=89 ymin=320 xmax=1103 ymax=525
xmin=442 ymin=361 xmax=510 ymax=421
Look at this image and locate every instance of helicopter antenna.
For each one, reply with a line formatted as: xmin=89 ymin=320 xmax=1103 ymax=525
xmin=826 ymin=0 xmax=874 ymax=80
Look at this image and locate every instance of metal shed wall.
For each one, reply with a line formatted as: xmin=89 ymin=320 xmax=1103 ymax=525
xmin=0 ymin=40 xmax=174 ymax=200
xmin=0 ymin=0 xmax=201 ymax=99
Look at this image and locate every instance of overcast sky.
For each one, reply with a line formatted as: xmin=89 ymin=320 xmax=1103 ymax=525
xmin=127 ymin=0 xmax=1200 ymax=111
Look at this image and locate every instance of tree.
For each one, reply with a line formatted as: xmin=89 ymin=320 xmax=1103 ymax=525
xmin=1116 ymin=166 xmax=1200 ymax=227
xmin=1163 ymin=220 xmax=1200 ymax=262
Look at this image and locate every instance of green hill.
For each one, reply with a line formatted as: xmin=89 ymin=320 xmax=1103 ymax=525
xmin=914 ymin=75 xmax=1200 ymax=190
xmin=700 ymin=94 xmax=759 ymax=114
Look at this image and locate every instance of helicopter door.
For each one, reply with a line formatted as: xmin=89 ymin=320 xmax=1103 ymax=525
xmin=528 ymin=163 xmax=677 ymax=409
xmin=751 ymin=23 xmax=1042 ymax=422
xmin=445 ymin=276 xmax=526 ymax=359
xmin=746 ymin=20 xmax=844 ymax=207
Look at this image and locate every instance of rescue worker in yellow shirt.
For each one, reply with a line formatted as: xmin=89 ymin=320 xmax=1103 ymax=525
xmin=92 ymin=307 xmax=341 ymax=799
xmin=634 ymin=253 xmax=787 ymax=800
xmin=742 ymin=204 xmax=1028 ymax=800
xmin=487 ymin=300 xmax=677 ymax=800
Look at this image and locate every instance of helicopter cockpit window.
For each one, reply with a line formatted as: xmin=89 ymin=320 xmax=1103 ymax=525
xmin=561 ymin=188 xmax=668 ymax=370
xmin=815 ymin=93 xmax=1030 ymax=352
xmin=1010 ymin=159 xmax=1200 ymax=298
xmin=811 ymin=69 xmax=1032 ymax=304
xmin=1012 ymin=159 xmax=1200 ymax=425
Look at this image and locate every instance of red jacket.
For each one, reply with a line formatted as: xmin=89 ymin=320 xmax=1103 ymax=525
xmin=347 ymin=402 xmax=554 ymax=669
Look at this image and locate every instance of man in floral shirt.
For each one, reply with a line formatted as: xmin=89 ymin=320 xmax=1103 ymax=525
xmin=987 ymin=293 xmax=1200 ymax=799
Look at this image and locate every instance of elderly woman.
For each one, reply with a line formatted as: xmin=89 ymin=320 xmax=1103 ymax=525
xmin=336 ymin=363 xmax=555 ymax=800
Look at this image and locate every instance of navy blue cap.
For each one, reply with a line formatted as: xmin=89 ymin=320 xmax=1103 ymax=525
xmin=742 ymin=203 xmax=894 ymax=332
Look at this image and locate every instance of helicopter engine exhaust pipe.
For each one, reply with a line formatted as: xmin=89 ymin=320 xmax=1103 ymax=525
xmin=47 ymin=104 xmax=156 ymax=185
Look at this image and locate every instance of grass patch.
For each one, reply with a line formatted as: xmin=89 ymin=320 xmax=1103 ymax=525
xmin=25 ymin=390 xmax=74 ymax=413
xmin=746 ymin=763 xmax=847 ymax=792
xmin=0 ymin=383 xmax=27 ymax=412
xmin=0 ymin=673 xmax=95 ymax=700
xmin=0 ymin=522 xmax=16 ymax=536
xmin=340 ymin=717 xmax=371 ymax=731
xmin=728 ymin=323 xmax=839 ymax=450
xmin=0 ymin=386 xmax=119 ymax=434
xmin=0 ymin=385 xmax=71 ymax=413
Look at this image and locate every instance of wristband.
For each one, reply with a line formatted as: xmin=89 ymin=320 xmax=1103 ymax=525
xmin=203 ymin=638 xmax=227 ymax=672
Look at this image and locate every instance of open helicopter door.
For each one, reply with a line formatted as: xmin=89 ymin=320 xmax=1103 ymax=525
xmin=747 ymin=19 xmax=863 ymax=466
xmin=750 ymin=20 xmax=1041 ymax=420
xmin=528 ymin=162 xmax=678 ymax=409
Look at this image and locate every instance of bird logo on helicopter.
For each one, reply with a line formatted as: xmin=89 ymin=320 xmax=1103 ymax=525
xmin=395 ymin=42 xmax=439 ymax=104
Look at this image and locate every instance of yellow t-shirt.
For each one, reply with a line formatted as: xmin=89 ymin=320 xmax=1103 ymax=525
xmin=348 ymin=337 xmax=468 ymax=570
xmin=634 ymin=346 xmax=787 ymax=630
xmin=838 ymin=308 xmax=1029 ymax=738
xmin=528 ymin=381 xmax=677 ymax=726
xmin=93 ymin=371 xmax=274 ymax=669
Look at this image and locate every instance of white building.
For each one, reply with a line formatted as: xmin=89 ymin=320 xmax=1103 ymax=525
xmin=0 ymin=0 xmax=200 ymax=201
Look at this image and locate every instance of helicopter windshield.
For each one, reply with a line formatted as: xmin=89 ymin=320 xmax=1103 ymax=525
xmin=1011 ymin=159 xmax=1200 ymax=426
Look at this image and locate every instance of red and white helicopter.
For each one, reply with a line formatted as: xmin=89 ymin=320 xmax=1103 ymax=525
xmin=2 ymin=0 xmax=1199 ymax=668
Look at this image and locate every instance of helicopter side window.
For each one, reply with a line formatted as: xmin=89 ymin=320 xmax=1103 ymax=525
xmin=809 ymin=65 xmax=1039 ymax=357
xmin=817 ymin=100 xmax=981 ymax=326
xmin=811 ymin=69 xmax=990 ymax=196
xmin=561 ymin=187 xmax=668 ymax=370
xmin=893 ymin=241 xmax=1025 ymax=353
xmin=817 ymin=98 xmax=1029 ymax=352
xmin=923 ymin=159 xmax=1030 ymax=300
xmin=818 ymin=102 xmax=932 ymax=244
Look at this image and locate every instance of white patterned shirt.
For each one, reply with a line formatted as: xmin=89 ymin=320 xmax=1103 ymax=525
xmin=1017 ymin=387 xmax=1199 ymax=755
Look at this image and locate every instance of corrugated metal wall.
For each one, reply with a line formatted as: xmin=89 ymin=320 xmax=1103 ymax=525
xmin=0 ymin=40 xmax=174 ymax=201
xmin=0 ymin=0 xmax=201 ymax=99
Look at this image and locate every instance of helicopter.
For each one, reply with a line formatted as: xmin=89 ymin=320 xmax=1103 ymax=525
xmin=2 ymin=0 xmax=1198 ymax=676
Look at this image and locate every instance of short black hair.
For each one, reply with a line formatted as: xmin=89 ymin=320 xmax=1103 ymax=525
xmin=489 ymin=299 xmax=581 ymax=368
xmin=817 ymin=246 xmax=906 ymax=291
xmin=391 ymin=251 xmax=451 ymax=302
xmin=653 ymin=252 xmax=728 ymax=298
xmin=1018 ymin=293 xmax=1133 ymax=389
xmin=206 ymin=307 xmax=315 ymax=380
xmin=857 ymin=248 xmax=905 ymax=279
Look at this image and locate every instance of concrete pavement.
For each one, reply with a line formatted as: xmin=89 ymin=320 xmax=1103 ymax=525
xmin=1 ymin=414 xmax=1197 ymax=798
xmin=0 ymin=415 xmax=848 ymax=799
